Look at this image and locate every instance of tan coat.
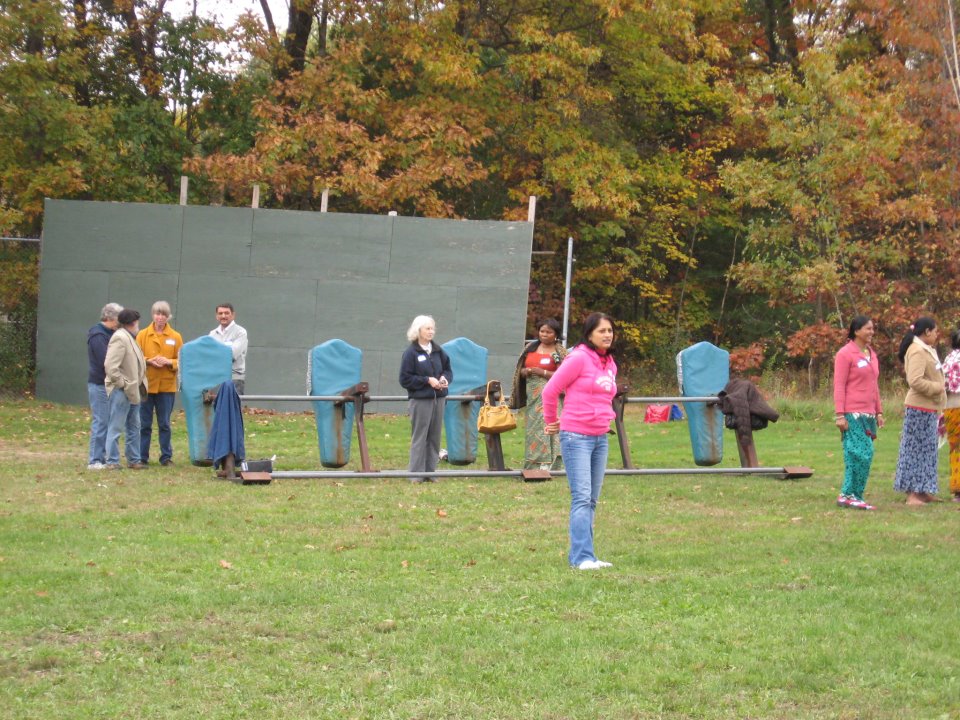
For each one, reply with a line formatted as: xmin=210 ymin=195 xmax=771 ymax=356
xmin=903 ymin=340 xmax=946 ymax=411
xmin=105 ymin=328 xmax=148 ymax=404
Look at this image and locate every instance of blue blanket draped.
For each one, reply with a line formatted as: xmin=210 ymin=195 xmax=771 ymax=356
xmin=207 ymin=381 xmax=245 ymax=470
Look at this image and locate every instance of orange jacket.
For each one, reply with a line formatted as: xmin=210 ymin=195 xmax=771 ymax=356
xmin=136 ymin=323 xmax=183 ymax=394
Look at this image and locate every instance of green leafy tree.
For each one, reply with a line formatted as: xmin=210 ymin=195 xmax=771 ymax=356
xmin=719 ymin=45 xmax=936 ymax=381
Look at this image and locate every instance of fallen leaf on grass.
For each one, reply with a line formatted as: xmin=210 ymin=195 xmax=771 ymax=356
xmin=304 ymin=544 xmax=316 ymax=550
xmin=464 ymin=559 xmax=476 ymax=567
xmin=35 ymin=591 xmax=48 ymax=597
xmin=375 ymin=620 xmax=396 ymax=633
xmin=401 ymin=560 xmax=409 ymax=568
xmin=791 ymin=517 xmax=803 ymax=522
xmin=86 ymin=561 xmax=96 ymax=567
xmin=219 ymin=560 xmax=233 ymax=569
xmin=436 ymin=509 xmax=447 ymax=518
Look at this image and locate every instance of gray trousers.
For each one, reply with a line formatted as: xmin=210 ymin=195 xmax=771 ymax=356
xmin=408 ymin=397 xmax=446 ymax=481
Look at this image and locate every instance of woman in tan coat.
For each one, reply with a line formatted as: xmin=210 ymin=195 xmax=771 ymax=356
xmin=893 ymin=317 xmax=946 ymax=505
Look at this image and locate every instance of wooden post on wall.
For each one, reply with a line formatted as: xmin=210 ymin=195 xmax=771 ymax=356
xmin=320 ymin=188 xmax=329 ymax=212
xmin=179 ymin=176 xmax=189 ymax=205
xmin=527 ymin=196 xmax=536 ymax=223
xmin=252 ymin=184 xmax=260 ymax=209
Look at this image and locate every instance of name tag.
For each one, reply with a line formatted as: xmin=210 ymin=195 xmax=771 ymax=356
xmin=418 ymin=355 xmax=427 ymax=362
xmin=540 ymin=357 xmax=551 ymax=365
xmin=857 ymin=359 xmax=868 ymax=368
xmin=165 ymin=338 xmax=176 ymax=346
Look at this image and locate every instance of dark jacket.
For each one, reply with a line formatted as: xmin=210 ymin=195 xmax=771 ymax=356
xmin=399 ymin=342 xmax=452 ymax=399
xmin=208 ymin=380 xmax=245 ymax=469
xmin=718 ymin=378 xmax=779 ymax=436
xmin=87 ymin=322 xmax=115 ymax=385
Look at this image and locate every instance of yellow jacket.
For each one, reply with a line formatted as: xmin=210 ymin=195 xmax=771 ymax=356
xmin=136 ymin=323 xmax=183 ymax=394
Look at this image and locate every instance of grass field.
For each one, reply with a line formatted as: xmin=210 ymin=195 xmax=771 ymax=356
xmin=1 ymin=398 xmax=959 ymax=719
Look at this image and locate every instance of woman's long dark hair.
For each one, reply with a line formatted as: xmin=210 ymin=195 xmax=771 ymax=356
xmin=847 ymin=315 xmax=871 ymax=340
xmin=580 ymin=312 xmax=616 ymax=357
xmin=897 ymin=316 xmax=937 ymax=364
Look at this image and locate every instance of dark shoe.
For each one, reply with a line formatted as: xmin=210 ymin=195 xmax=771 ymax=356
xmin=127 ymin=462 xmax=148 ymax=470
xmin=104 ymin=464 xmax=122 ymax=471
xmin=160 ymin=459 xmax=173 ymax=466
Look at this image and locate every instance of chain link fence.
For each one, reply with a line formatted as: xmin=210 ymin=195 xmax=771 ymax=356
xmin=0 ymin=238 xmax=39 ymax=397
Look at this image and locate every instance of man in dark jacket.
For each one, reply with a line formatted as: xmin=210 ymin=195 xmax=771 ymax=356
xmin=87 ymin=303 xmax=123 ymax=470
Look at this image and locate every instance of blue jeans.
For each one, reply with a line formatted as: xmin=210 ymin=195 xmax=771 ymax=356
xmin=560 ymin=430 xmax=609 ymax=566
xmin=140 ymin=392 xmax=175 ymax=463
xmin=106 ymin=389 xmax=141 ymax=466
xmin=87 ymin=383 xmax=109 ymax=464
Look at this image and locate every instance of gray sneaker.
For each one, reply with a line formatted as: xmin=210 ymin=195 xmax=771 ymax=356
xmin=86 ymin=462 xmax=105 ymax=471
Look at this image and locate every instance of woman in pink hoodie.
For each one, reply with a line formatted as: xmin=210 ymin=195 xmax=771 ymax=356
xmin=833 ymin=315 xmax=884 ymax=510
xmin=542 ymin=313 xmax=618 ymax=570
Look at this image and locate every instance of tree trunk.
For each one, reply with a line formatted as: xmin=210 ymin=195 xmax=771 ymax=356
xmin=280 ymin=0 xmax=316 ymax=80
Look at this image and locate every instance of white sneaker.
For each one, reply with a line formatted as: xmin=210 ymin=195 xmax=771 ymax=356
xmin=86 ymin=462 xmax=105 ymax=471
xmin=576 ymin=560 xmax=602 ymax=570
xmin=595 ymin=560 xmax=613 ymax=568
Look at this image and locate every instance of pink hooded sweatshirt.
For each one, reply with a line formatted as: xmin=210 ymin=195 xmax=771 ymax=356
xmin=833 ymin=340 xmax=882 ymax=415
xmin=541 ymin=344 xmax=618 ymax=435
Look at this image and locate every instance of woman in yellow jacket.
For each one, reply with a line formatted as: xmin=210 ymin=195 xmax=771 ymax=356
xmin=893 ymin=317 xmax=947 ymax=505
xmin=136 ymin=301 xmax=183 ymax=466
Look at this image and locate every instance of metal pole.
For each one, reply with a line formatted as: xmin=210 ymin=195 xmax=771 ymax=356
xmin=238 ymin=394 xmax=719 ymax=404
xmin=562 ymin=236 xmax=573 ymax=345
xmin=271 ymin=466 xmax=806 ymax=480
xmin=240 ymin=393 xmax=486 ymax=403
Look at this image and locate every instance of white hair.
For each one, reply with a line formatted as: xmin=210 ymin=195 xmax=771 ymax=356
xmin=406 ymin=315 xmax=435 ymax=343
xmin=100 ymin=303 xmax=123 ymax=322
xmin=151 ymin=300 xmax=172 ymax=318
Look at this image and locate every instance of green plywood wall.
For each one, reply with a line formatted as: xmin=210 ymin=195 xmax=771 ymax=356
xmin=38 ymin=199 xmax=534 ymax=408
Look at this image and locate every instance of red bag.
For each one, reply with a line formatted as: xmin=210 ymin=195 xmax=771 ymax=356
xmin=644 ymin=404 xmax=671 ymax=423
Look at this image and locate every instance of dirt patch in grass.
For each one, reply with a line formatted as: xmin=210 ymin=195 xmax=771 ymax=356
xmin=0 ymin=438 xmax=79 ymax=462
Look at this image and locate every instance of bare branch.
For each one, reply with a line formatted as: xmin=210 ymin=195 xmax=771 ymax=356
xmin=259 ymin=0 xmax=277 ymax=40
